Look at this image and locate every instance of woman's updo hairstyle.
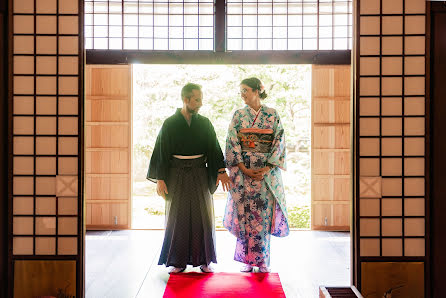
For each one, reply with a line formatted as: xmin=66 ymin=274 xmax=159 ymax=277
xmin=241 ymin=77 xmax=267 ymax=100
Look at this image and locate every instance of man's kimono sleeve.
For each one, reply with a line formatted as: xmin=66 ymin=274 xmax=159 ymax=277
xmin=267 ymin=110 xmax=286 ymax=170
xmin=206 ymin=120 xmax=225 ymax=194
xmin=146 ymin=122 xmax=170 ymax=183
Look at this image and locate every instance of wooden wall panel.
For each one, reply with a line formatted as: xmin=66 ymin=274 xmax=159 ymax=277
xmin=87 ymin=203 xmax=129 ymax=229
xmin=111 ymin=203 xmax=129 ymax=227
xmin=334 ymin=178 xmax=350 ymax=201
xmin=313 ymin=177 xmax=331 ymax=200
xmin=313 ymin=204 xmax=332 ymax=227
xmin=333 ymin=204 xmax=350 ymax=227
xmin=314 ymin=126 xmax=350 ymax=149
xmin=335 ymin=152 xmax=351 ymax=175
xmin=86 ymin=177 xmax=129 ymax=200
xmin=313 ymin=100 xmax=350 ymax=124
xmin=86 ymin=152 xmax=129 ymax=174
xmin=86 ymin=100 xmax=130 ymax=122
xmin=85 ymin=65 xmax=132 ymax=230
xmin=90 ymin=204 xmax=111 ymax=226
xmin=312 ymin=65 xmax=351 ymax=231
xmin=87 ymin=67 xmax=131 ymax=97
xmin=86 ymin=126 xmax=129 ymax=148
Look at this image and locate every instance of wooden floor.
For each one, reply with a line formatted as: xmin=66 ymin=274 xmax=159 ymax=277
xmin=86 ymin=230 xmax=350 ymax=298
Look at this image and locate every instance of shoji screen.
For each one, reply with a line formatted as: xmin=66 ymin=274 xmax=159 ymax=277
xmin=10 ymin=0 xmax=83 ymax=296
xmin=356 ymin=0 xmax=426 ymax=296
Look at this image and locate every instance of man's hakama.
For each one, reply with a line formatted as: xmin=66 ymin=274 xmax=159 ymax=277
xmin=158 ymin=157 xmax=217 ymax=267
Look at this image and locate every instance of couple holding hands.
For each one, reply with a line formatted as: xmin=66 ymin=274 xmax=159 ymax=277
xmin=147 ymin=77 xmax=289 ymax=274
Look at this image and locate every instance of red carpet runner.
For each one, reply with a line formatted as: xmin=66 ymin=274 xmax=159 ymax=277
xmin=163 ymin=272 xmax=286 ymax=298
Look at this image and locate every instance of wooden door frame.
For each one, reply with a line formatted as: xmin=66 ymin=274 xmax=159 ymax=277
xmin=1 ymin=0 xmax=9 ymax=296
xmin=85 ymin=50 xmax=351 ymax=65
xmin=0 ymin=0 xmax=439 ymax=296
xmin=429 ymin=3 xmax=446 ymax=296
xmin=82 ymin=59 xmax=355 ymax=288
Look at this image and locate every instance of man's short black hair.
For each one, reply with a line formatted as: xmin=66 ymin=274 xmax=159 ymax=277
xmin=181 ymin=83 xmax=202 ymax=100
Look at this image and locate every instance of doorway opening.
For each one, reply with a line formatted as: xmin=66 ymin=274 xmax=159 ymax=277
xmin=131 ymin=64 xmax=312 ymax=229
xmin=84 ymin=63 xmax=352 ymax=297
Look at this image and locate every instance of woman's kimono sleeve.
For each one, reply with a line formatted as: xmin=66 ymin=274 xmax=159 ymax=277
xmin=206 ymin=119 xmax=225 ymax=194
xmin=223 ymin=111 xmax=245 ymax=237
xmin=225 ymin=111 xmax=243 ymax=167
xmin=146 ymin=122 xmax=171 ymax=183
xmin=267 ymin=110 xmax=286 ymax=170
xmin=264 ymin=110 xmax=289 ymax=237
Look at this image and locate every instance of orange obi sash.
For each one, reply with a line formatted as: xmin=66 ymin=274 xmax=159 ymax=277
xmin=237 ymin=128 xmax=274 ymax=153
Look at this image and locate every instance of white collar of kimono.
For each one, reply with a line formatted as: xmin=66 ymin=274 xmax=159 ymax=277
xmin=249 ymin=105 xmax=262 ymax=115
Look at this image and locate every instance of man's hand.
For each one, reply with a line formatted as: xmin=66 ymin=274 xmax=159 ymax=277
xmin=156 ymin=180 xmax=168 ymax=199
xmin=216 ymin=171 xmax=231 ymax=192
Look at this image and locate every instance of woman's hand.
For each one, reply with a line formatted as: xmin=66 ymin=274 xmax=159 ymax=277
xmin=254 ymin=166 xmax=270 ymax=178
xmin=237 ymin=163 xmax=270 ymax=181
xmin=243 ymin=168 xmax=264 ymax=181
xmin=156 ymin=180 xmax=168 ymax=199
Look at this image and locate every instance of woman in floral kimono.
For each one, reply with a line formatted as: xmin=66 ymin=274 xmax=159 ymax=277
xmin=223 ymin=77 xmax=289 ymax=273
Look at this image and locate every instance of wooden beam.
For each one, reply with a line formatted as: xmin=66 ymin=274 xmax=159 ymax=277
xmin=214 ymin=0 xmax=226 ymax=52
xmin=86 ymin=50 xmax=351 ymax=65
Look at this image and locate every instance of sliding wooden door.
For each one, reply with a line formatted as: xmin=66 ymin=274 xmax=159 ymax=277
xmin=85 ymin=65 xmax=132 ymax=229
xmin=311 ymin=65 xmax=351 ymax=231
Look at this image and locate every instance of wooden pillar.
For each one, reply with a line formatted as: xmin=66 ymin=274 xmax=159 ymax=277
xmin=1 ymin=0 xmax=9 ymax=296
xmin=430 ymin=3 xmax=446 ymax=296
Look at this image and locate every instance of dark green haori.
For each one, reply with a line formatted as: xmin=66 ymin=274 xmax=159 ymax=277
xmin=147 ymin=109 xmax=225 ymax=267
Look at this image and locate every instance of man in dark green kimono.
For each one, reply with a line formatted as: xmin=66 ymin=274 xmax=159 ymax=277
xmin=147 ymin=83 xmax=230 ymax=274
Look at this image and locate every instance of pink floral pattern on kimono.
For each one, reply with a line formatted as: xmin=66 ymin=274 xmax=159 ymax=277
xmin=223 ymin=105 xmax=289 ymax=267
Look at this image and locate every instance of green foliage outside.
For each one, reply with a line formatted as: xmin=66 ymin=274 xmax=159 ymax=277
xmin=144 ymin=206 xmax=164 ymax=216
xmin=132 ymin=64 xmax=311 ymax=229
xmin=142 ymin=204 xmax=310 ymax=229
xmin=287 ymin=206 xmax=311 ymax=229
